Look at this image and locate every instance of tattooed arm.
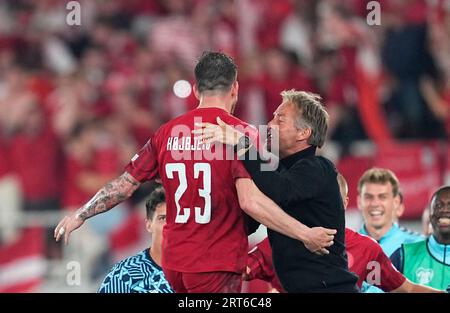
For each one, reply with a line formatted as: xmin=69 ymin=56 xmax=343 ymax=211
xmin=54 ymin=172 xmax=141 ymax=245
xmin=76 ymin=172 xmax=140 ymax=220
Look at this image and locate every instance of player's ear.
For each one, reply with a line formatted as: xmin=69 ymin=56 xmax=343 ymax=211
xmin=297 ymin=127 xmax=311 ymax=141
xmin=145 ymin=218 xmax=153 ymax=234
xmin=344 ymin=196 xmax=349 ymax=209
xmin=231 ymin=81 xmax=239 ymax=97
xmin=193 ymin=84 xmax=200 ymax=100
xmin=394 ymin=196 xmax=404 ymax=218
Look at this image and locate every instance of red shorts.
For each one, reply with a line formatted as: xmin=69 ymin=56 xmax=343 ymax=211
xmin=163 ymin=269 xmax=242 ymax=293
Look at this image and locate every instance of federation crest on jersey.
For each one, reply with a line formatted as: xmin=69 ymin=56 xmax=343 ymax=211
xmin=415 ymin=267 xmax=434 ymax=284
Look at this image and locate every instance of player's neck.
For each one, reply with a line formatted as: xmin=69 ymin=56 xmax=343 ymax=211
xmin=366 ymin=223 xmax=392 ymax=241
xmin=149 ymin=246 xmax=162 ymax=267
xmin=434 ymin=232 xmax=450 ymax=245
xmin=197 ymin=96 xmax=231 ymax=113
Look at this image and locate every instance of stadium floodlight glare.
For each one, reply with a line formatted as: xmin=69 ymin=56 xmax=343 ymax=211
xmin=173 ymin=80 xmax=192 ymax=98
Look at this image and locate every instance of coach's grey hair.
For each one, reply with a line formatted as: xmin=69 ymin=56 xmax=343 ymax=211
xmin=280 ymin=89 xmax=329 ymax=148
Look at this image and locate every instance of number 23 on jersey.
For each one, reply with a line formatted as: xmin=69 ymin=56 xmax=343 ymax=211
xmin=165 ymin=163 xmax=211 ymax=224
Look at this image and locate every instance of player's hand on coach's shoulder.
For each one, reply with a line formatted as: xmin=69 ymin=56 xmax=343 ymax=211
xmin=303 ymin=227 xmax=336 ymax=256
xmin=54 ymin=212 xmax=85 ymax=245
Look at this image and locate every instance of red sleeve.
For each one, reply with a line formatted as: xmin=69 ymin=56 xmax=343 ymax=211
xmin=231 ymin=159 xmax=251 ymax=180
xmin=124 ymin=137 xmax=159 ymax=183
xmin=247 ymin=247 xmax=266 ymax=281
xmin=376 ymin=245 xmax=407 ymax=291
xmin=247 ymin=238 xmax=276 ymax=282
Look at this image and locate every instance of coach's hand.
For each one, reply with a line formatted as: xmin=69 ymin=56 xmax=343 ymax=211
xmin=303 ymin=227 xmax=336 ymax=256
xmin=54 ymin=213 xmax=84 ymax=245
xmin=192 ymin=117 xmax=242 ymax=146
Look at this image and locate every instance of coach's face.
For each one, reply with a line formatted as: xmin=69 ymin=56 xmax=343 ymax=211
xmin=268 ymin=101 xmax=306 ymax=158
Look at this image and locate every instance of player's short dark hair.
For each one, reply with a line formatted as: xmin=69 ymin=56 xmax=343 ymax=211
xmin=145 ymin=185 xmax=166 ymax=219
xmin=430 ymin=186 xmax=450 ymax=208
xmin=194 ymin=51 xmax=237 ymax=94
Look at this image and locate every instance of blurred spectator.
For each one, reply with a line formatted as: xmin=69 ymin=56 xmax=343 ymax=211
xmin=9 ymin=103 xmax=61 ymax=211
xmin=280 ymin=0 xmax=317 ymax=68
xmin=1 ymin=67 xmax=62 ymax=213
xmin=62 ymin=121 xmax=103 ymax=211
xmin=149 ymin=0 xmax=204 ymax=71
xmin=61 ymin=119 xmax=133 ymax=282
xmin=381 ymin=0 xmax=446 ymax=138
xmin=260 ymin=48 xmax=314 ymax=122
xmin=0 ymin=66 xmax=63 ymax=259
xmin=422 ymin=2 xmax=450 ymax=138
xmin=314 ymin=48 xmax=366 ymax=151
xmin=315 ymin=1 xmax=374 ymax=150
xmin=109 ymin=89 xmax=157 ymax=146
xmin=0 ymin=133 xmax=22 ymax=244
xmin=210 ymin=0 xmax=239 ymax=57
xmin=45 ymin=74 xmax=92 ymax=139
xmin=255 ymin=0 xmax=293 ymax=50
xmin=234 ymin=52 xmax=266 ymax=125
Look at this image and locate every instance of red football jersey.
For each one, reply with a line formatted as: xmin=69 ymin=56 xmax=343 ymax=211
xmin=345 ymin=228 xmax=405 ymax=291
xmin=247 ymin=238 xmax=285 ymax=292
xmin=248 ymin=229 xmax=406 ymax=292
xmin=126 ymin=107 xmax=256 ymax=273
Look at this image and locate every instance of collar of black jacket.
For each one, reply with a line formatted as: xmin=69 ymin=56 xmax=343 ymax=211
xmin=281 ymin=145 xmax=317 ymax=169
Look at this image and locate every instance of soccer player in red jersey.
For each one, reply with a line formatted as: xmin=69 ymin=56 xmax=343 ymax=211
xmin=245 ymin=174 xmax=443 ymax=293
xmin=55 ymin=52 xmax=335 ymax=293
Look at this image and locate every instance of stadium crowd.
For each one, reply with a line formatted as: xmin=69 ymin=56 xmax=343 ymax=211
xmin=0 ymin=0 xmax=449 ymax=292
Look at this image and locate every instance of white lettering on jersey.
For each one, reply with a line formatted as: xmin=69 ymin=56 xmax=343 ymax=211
xmin=166 ymin=137 xmax=210 ymax=151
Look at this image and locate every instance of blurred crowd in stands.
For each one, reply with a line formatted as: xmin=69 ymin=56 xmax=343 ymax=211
xmin=0 ymin=0 xmax=449 ymax=292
